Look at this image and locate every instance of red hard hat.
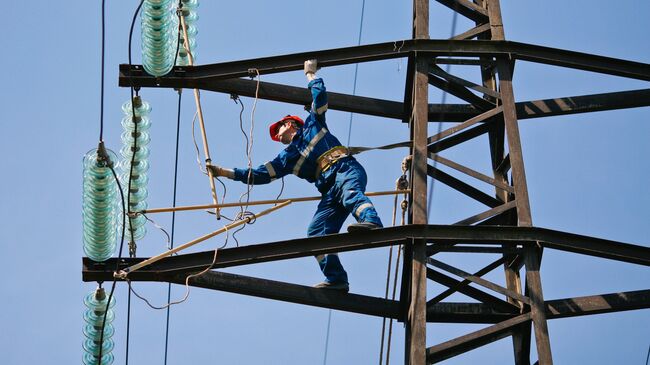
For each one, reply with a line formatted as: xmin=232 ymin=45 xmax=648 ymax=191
xmin=269 ymin=115 xmax=304 ymax=142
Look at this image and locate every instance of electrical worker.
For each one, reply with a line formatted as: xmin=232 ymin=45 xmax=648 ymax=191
xmin=208 ymin=59 xmax=383 ymax=292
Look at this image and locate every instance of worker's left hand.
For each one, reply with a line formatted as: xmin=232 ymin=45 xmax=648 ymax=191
xmin=304 ymin=59 xmax=318 ymax=81
xmin=304 ymin=59 xmax=318 ymax=75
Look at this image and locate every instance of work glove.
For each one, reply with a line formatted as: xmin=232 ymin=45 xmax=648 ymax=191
xmin=304 ymin=59 xmax=318 ymax=81
xmin=207 ymin=164 xmax=234 ymax=179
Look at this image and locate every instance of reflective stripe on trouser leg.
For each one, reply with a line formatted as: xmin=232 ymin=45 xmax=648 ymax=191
xmin=336 ymin=160 xmax=383 ymax=227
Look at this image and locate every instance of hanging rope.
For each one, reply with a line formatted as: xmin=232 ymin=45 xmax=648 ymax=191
xmin=378 ymin=157 xmax=410 ymax=365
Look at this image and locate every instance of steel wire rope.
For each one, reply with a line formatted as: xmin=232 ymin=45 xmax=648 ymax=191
xmin=323 ymin=2 xmax=366 ymax=364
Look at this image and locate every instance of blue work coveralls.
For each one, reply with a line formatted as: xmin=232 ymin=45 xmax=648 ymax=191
xmin=232 ymin=78 xmax=383 ymax=285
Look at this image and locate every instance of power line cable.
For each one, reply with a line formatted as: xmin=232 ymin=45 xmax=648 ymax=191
xmin=164 ymin=88 xmax=183 ymax=365
xmin=322 ymin=310 xmax=333 ymax=365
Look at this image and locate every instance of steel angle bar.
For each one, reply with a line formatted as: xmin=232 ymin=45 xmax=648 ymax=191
xmin=427 ymin=257 xmax=531 ymax=305
xmin=433 ymin=0 xmax=489 ymax=22
xmin=516 ymin=88 xmax=650 ymax=120
xmin=428 ymin=257 xmax=506 ymax=305
xmin=428 ymin=122 xmax=491 ymax=153
xmin=545 ymin=289 xmax=650 ymax=319
xmin=427 ymin=73 xmax=495 ymax=110
xmin=168 ymin=270 xmax=400 ymax=319
xmin=427 ymin=164 xmax=502 ymax=208
xmin=535 ymin=230 xmax=650 ymax=266
xmin=83 ymin=229 xmax=411 ymax=282
xmin=428 ymin=106 xmax=502 ymax=143
xmin=199 ymin=78 xmax=406 ymax=119
xmin=403 ymin=55 xmax=416 ymax=124
xmin=425 ymin=289 xmax=650 ymax=324
xmin=119 ymin=40 xmax=650 ymax=89
xmin=452 ymin=23 xmax=492 ymax=41
xmin=430 ymin=65 xmax=501 ymax=99
xmin=434 ymin=57 xmax=493 ymax=66
xmin=428 ymin=245 xmax=522 ymax=254
xmin=453 ymin=200 xmax=517 ymax=226
xmin=426 ymin=302 xmax=515 ymax=324
xmin=205 ymin=80 xmax=650 ymax=122
xmin=429 ymin=153 xmax=514 ymax=193
xmin=505 ymin=41 xmax=650 ymax=81
xmin=426 ymin=268 xmax=519 ymax=312
xmin=426 ymin=312 xmax=532 ymax=363
xmin=83 ymin=225 xmax=650 ymax=282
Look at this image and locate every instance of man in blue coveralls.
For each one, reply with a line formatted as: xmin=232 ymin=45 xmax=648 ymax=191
xmin=208 ymin=60 xmax=383 ymax=292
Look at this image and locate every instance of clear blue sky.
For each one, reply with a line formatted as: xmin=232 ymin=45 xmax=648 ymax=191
xmin=1 ymin=1 xmax=648 ymax=364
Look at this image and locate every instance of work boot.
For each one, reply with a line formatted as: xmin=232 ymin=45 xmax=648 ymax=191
xmin=314 ymin=281 xmax=350 ymax=292
xmin=347 ymin=222 xmax=380 ymax=233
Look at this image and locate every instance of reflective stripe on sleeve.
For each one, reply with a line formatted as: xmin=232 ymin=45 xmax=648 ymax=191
xmin=264 ymin=162 xmax=277 ymax=179
xmin=293 ymin=128 xmax=328 ymax=176
xmin=354 ymin=203 xmax=374 ymax=219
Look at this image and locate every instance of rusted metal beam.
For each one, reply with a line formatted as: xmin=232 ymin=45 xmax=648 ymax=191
xmin=428 ymin=73 xmax=495 ymax=110
xmin=545 ymin=290 xmax=650 ymax=319
xmin=427 ymin=257 xmax=531 ymax=305
xmin=428 ymin=257 xmax=506 ymax=305
xmin=124 ymin=73 xmax=650 ymax=123
xmin=407 ymin=0 xmax=430 ymax=362
xmin=82 ymin=225 xmax=650 ymax=282
xmin=427 ymin=164 xmax=502 ymax=207
xmin=453 ymin=200 xmax=517 ymax=225
xmin=119 ymin=40 xmax=650 ymax=88
xmin=425 ymin=289 xmax=650 ymax=324
xmin=426 ymin=268 xmax=519 ymax=312
xmin=428 ymin=122 xmax=491 ymax=153
xmin=430 ymin=64 xmax=501 ymax=99
xmin=452 ymin=24 xmax=492 ymax=41
xmin=426 ymin=302 xmax=515 ymax=323
xmin=516 ymin=89 xmax=650 ymax=119
xmin=428 ymin=106 xmax=502 ymax=143
xmin=524 ymin=247 xmax=553 ymax=364
xmin=167 ymin=270 xmax=401 ymax=319
xmin=429 ymin=153 xmax=514 ymax=193
xmin=434 ymin=0 xmax=489 ymax=22
xmin=426 ymin=313 xmax=532 ymax=363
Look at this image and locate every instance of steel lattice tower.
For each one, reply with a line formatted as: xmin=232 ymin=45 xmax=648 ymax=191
xmin=84 ymin=1 xmax=650 ymax=363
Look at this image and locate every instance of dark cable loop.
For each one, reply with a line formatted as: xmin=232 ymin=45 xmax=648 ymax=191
xmin=164 ymin=83 xmax=183 ymax=365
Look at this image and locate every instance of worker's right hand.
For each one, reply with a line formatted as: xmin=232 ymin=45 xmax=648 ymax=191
xmin=207 ymin=164 xmax=234 ymax=179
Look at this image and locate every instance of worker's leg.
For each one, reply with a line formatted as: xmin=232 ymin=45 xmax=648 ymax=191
xmin=307 ymin=193 xmax=349 ymax=284
xmin=335 ymin=159 xmax=383 ymax=227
